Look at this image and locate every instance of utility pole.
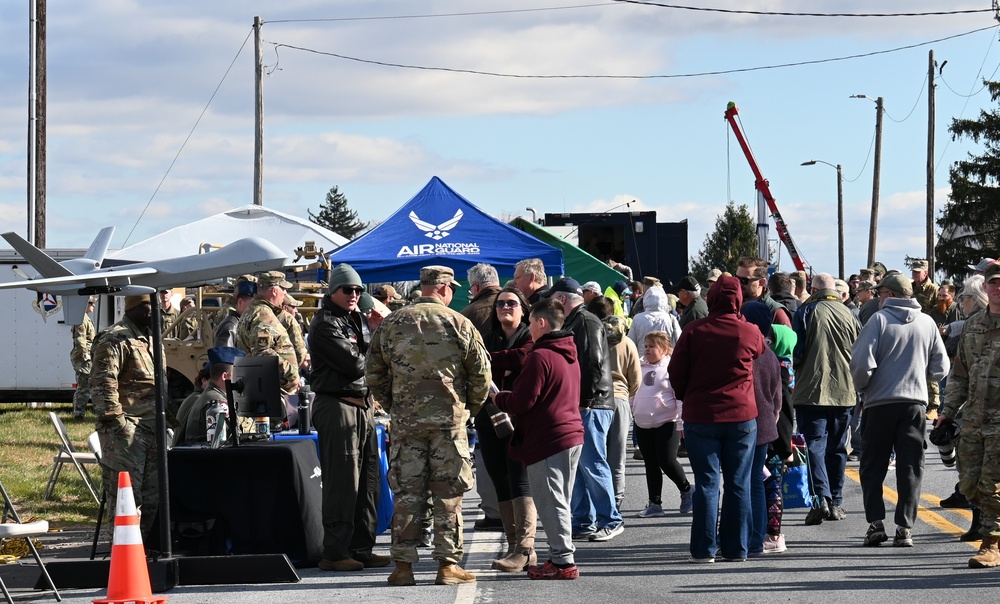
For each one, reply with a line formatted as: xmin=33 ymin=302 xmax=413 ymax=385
xmin=27 ymin=0 xmax=37 ymax=245
xmin=927 ymin=50 xmax=936 ymax=276
xmin=836 ymin=163 xmax=844 ymax=281
xmin=253 ymin=16 xmax=263 ymax=206
xmin=868 ymin=96 xmax=884 ymax=267
xmin=35 ymin=0 xmax=46 ymax=248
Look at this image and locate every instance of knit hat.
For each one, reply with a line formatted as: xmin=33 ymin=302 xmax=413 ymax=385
xmin=327 ymin=263 xmax=363 ymax=293
xmin=741 ymin=300 xmax=772 ymax=338
xmin=358 ymin=292 xmax=375 ymax=314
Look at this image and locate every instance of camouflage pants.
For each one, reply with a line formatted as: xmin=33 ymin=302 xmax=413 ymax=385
xmin=72 ymin=369 xmax=92 ymax=417
xmin=926 ymin=379 xmax=940 ymax=412
xmin=388 ymin=428 xmax=474 ymax=564
xmin=956 ymin=427 xmax=1000 ymax=537
xmin=97 ymin=421 xmax=159 ymax=544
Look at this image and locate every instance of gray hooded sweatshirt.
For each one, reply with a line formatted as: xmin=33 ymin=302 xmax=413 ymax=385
xmin=849 ymin=297 xmax=950 ymax=409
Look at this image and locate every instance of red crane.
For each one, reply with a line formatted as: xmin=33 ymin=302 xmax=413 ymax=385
xmin=724 ymin=102 xmax=810 ymax=274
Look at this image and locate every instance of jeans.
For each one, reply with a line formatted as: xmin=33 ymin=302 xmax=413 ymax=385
xmin=795 ymin=405 xmax=852 ymax=506
xmin=684 ymin=420 xmax=756 ymax=560
xmin=608 ymin=397 xmax=632 ymax=510
xmin=749 ymin=443 xmax=769 ymax=554
xmin=571 ymin=408 xmax=623 ymax=533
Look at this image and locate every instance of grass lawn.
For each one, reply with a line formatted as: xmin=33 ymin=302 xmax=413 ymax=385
xmin=0 ymin=405 xmax=101 ymax=527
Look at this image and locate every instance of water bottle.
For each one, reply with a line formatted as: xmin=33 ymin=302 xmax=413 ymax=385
xmin=297 ymin=387 xmax=311 ymax=435
xmin=206 ymin=400 xmax=229 ymax=448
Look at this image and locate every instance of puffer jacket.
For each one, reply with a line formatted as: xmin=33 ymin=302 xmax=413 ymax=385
xmin=629 ymin=286 xmax=682 ymax=348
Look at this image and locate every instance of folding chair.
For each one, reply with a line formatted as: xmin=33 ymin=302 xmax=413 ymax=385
xmin=42 ymin=412 xmax=100 ymax=505
xmin=86 ymin=433 xmax=109 ymax=561
xmin=0 ymin=474 xmax=62 ymax=604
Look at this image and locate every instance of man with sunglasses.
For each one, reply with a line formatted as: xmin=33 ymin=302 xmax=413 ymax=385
xmin=235 ymin=270 xmax=300 ymax=396
xmin=310 ymin=263 xmax=390 ymax=572
xmin=735 ymin=257 xmax=792 ymax=327
xmin=367 ymin=265 xmax=491 ymax=586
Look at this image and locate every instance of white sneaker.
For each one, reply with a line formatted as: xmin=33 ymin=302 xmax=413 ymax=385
xmin=763 ymin=534 xmax=787 ymax=553
xmin=589 ymin=524 xmax=625 ymax=542
xmin=638 ymin=502 xmax=666 ymax=518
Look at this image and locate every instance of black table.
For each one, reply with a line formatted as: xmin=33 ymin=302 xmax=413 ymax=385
xmin=168 ymin=439 xmax=323 ymax=566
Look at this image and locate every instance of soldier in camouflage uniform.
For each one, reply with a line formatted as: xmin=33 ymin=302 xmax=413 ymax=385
xmin=911 ymin=260 xmax=943 ymax=420
xmin=71 ymin=297 xmax=97 ymax=418
xmin=89 ymin=295 xmax=162 ymax=543
xmin=938 ymin=262 xmax=1000 ymax=568
xmin=280 ymin=292 xmax=310 ymax=371
xmin=158 ymin=289 xmax=179 ymax=336
xmin=366 ymin=265 xmax=491 ymax=587
xmin=236 ymin=270 xmax=300 ymax=395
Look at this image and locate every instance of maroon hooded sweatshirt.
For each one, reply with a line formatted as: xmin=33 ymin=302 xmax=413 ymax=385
xmin=495 ymin=330 xmax=584 ymax=466
xmin=668 ymin=275 xmax=766 ymax=424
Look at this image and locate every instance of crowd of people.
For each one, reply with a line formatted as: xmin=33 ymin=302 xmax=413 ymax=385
xmin=72 ymin=251 xmax=1000 ymax=586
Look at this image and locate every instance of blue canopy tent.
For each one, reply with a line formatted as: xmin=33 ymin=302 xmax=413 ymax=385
xmin=330 ymin=176 xmax=563 ymax=282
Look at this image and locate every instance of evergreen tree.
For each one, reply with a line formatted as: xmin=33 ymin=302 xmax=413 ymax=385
xmin=936 ymin=80 xmax=1000 ymax=278
xmin=690 ymin=201 xmax=760 ymax=282
xmin=309 ymin=186 xmax=367 ymax=239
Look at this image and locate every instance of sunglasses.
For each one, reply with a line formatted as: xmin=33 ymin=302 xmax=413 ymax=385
xmin=340 ymin=286 xmax=364 ymax=296
xmin=737 ymin=275 xmax=759 ymax=286
xmin=495 ymin=299 xmax=520 ymax=309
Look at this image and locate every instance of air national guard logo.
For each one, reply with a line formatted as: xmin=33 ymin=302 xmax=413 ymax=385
xmin=32 ymin=293 xmax=61 ymax=322
xmin=398 ymin=209 xmax=480 ymax=258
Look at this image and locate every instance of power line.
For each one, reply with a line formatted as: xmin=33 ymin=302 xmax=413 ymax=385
xmin=264 ymin=3 xmax=618 ymax=24
xmin=123 ymin=28 xmax=254 ymax=247
xmin=613 ymin=0 xmax=994 ymax=18
xmin=269 ymin=25 xmax=997 ymax=80
xmin=883 ymin=74 xmax=928 ymax=123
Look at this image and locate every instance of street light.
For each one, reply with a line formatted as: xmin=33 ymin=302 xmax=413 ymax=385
xmin=850 ymin=94 xmax=884 ymax=267
xmin=801 ymin=160 xmax=845 ymax=280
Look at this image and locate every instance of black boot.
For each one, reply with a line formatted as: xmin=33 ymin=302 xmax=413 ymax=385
xmin=941 ymin=483 xmax=972 ymax=509
xmin=961 ymin=507 xmax=982 ymax=542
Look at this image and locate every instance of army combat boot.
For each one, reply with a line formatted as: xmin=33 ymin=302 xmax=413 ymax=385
xmin=969 ymin=535 xmax=1000 ymax=569
xmin=436 ymin=562 xmax=476 ymax=585
xmin=387 ymin=561 xmax=416 ymax=586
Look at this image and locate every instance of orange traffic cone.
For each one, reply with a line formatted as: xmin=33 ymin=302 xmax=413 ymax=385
xmin=93 ymin=471 xmax=167 ymax=604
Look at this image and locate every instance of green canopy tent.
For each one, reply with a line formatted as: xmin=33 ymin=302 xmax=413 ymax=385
xmin=509 ymin=217 xmax=632 ymax=291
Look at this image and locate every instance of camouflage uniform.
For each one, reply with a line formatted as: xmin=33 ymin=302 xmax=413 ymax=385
xmin=278 ymin=308 xmax=308 ymax=368
xmin=161 ymin=305 xmax=180 ymax=337
xmin=70 ymin=313 xmax=96 ymax=417
xmin=236 ymin=298 xmax=299 ymax=394
xmin=89 ymin=314 xmax=162 ymax=542
xmin=366 ymin=292 xmax=491 ymax=564
xmin=914 ymin=276 xmax=941 ymax=414
xmin=941 ymin=308 xmax=1000 ymax=538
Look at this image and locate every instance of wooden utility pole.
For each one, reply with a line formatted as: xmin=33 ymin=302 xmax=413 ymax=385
xmin=927 ymin=50 xmax=936 ymax=276
xmin=868 ymin=96 xmax=884 ymax=267
xmin=35 ymin=0 xmax=46 ymax=248
xmin=253 ymin=16 xmax=263 ymax=206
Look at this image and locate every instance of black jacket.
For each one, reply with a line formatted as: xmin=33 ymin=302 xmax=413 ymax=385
xmin=308 ymin=296 xmax=369 ymax=398
xmin=563 ymin=305 xmax=614 ymax=410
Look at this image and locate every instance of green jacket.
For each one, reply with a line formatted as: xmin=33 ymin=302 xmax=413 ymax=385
xmin=791 ymin=289 xmax=860 ymax=408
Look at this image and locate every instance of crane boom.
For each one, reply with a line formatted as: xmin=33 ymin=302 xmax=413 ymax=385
xmin=724 ymin=102 xmax=810 ymax=273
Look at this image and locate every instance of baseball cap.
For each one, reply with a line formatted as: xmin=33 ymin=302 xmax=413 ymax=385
xmin=258 ymin=270 xmax=293 ymax=289
xmin=876 ymin=274 xmax=913 ymax=297
xmin=985 ymin=263 xmax=1000 ymax=283
xmin=420 ymin=265 xmax=460 ymax=286
xmin=542 ymin=277 xmax=583 ymax=297
xmin=581 ymin=281 xmax=602 ymax=294
xmin=675 ymin=275 xmax=701 ymax=293
xmin=970 ymin=258 xmax=997 ymax=272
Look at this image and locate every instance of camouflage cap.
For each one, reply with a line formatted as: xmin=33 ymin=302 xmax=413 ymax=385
xmin=258 ymin=270 xmax=292 ymax=289
xmin=124 ymin=295 xmax=149 ymax=311
xmin=859 ymin=268 xmax=874 ymax=279
xmin=985 ymin=262 xmax=1000 ymax=283
xmin=420 ymin=265 xmax=459 ymax=286
xmin=857 ymin=280 xmax=876 ymax=291
xmin=283 ymin=293 xmax=303 ymax=307
xmin=869 ymin=261 xmax=888 ymax=278
xmin=911 ymin=259 xmax=929 ymax=271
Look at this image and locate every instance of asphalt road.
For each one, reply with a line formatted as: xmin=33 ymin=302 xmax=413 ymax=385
xmin=7 ymin=439 xmax=998 ymax=604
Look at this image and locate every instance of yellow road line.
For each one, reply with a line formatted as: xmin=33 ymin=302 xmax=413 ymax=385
xmin=843 ymin=467 xmax=978 ymax=549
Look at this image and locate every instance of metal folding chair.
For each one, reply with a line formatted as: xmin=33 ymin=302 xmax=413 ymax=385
xmin=42 ymin=412 xmax=100 ymax=505
xmin=0 ymin=475 xmax=62 ymax=604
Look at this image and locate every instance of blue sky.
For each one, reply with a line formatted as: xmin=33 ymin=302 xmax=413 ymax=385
xmin=0 ymin=1 xmax=997 ymax=280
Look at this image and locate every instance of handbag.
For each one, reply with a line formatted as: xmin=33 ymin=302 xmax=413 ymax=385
xmin=781 ymin=433 xmax=816 ymax=509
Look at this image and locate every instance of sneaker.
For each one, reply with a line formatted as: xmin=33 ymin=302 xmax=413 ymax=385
xmin=572 ymin=531 xmax=595 ymax=541
xmin=827 ymin=505 xmax=846 ymax=521
xmin=638 ymin=502 xmax=666 ymax=518
xmin=804 ymin=500 xmax=829 ymax=526
xmin=893 ymin=527 xmax=913 ymax=547
xmin=763 ymin=534 xmax=787 ymax=553
xmin=528 ymin=560 xmax=579 ymax=580
xmin=863 ymin=521 xmax=888 ymax=547
xmin=679 ymin=487 xmax=693 ymax=514
xmin=721 ymin=556 xmax=747 ymax=563
xmin=589 ymin=524 xmax=625 ymax=542
xmin=689 ymin=556 xmax=715 ymax=564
